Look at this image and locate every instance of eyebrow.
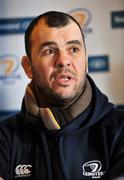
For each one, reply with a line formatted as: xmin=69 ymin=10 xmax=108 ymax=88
xmin=66 ymin=40 xmax=82 ymax=46
xmin=40 ymin=41 xmax=57 ymax=48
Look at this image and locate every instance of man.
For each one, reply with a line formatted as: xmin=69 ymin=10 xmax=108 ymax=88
xmin=0 ymin=11 xmax=124 ymax=180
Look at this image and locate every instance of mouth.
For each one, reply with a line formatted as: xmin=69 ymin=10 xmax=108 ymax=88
xmin=57 ymin=74 xmax=72 ymax=80
xmin=54 ymin=73 xmax=75 ymax=86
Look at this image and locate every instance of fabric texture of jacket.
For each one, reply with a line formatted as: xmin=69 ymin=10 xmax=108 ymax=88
xmin=0 ymin=76 xmax=124 ymax=180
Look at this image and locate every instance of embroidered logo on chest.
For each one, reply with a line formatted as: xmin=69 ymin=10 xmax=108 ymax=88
xmin=82 ymin=160 xmax=105 ymax=178
xmin=15 ymin=164 xmax=32 ymax=178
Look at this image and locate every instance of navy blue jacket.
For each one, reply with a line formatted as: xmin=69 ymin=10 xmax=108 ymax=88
xmin=0 ymin=76 xmax=124 ymax=180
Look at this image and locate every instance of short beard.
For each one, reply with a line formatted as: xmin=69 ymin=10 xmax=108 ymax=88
xmin=33 ymin=75 xmax=87 ymax=108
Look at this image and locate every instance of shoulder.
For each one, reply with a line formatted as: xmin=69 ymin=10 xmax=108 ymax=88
xmin=0 ymin=113 xmax=26 ymax=142
xmin=100 ymin=108 xmax=124 ymax=139
xmin=0 ymin=112 xmax=22 ymax=130
xmin=103 ymin=107 xmax=124 ymax=127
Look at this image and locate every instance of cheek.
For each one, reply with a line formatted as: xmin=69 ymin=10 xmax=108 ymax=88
xmin=32 ymin=62 xmax=52 ymax=82
xmin=75 ymin=59 xmax=86 ymax=74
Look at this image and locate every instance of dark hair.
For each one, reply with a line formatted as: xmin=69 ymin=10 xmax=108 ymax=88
xmin=25 ymin=11 xmax=86 ymax=59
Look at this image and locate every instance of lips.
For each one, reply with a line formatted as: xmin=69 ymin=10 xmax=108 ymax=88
xmin=53 ymin=73 xmax=75 ymax=86
xmin=56 ymin=74 xmax=72 ymax=80
xmin=55 ymin=73 xmax=75 ymax=80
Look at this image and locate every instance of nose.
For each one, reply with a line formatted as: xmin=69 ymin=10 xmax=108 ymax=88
xmin=55 ymin=51 xmax=71 ymax=68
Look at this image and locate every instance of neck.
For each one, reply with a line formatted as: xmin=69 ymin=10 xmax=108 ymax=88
xmin=58 ymin=78 xmax=92 ymax=122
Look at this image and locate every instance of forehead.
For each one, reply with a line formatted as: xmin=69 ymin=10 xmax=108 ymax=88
xmin=30 ymin=19 xmax=84 ymax=44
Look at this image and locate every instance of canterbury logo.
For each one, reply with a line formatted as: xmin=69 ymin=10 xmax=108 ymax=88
xmin=15 ymin=164 xmax=32 ymax=176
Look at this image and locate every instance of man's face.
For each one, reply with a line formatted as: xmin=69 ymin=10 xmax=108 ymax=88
xmin=24 ymin=20 xmax=87 ymax=107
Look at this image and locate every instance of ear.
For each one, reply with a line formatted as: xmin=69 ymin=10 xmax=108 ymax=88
xmin=21 ymin=56 xmax=33 ymax=79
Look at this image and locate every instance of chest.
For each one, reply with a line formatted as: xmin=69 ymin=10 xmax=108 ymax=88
xmin=10 ymin=127 xmax=113 ymax=179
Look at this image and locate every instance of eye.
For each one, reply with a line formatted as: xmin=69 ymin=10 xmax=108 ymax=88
xmin=45 ymin=48 xmax=55 ymax=55
xmin=42 ymin=48 xmax=57 ymax=56
xmin=70 ymin=47 xmax=79 ymax=53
